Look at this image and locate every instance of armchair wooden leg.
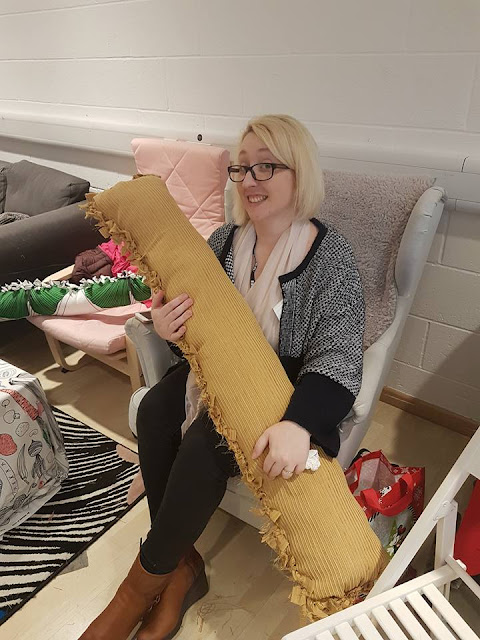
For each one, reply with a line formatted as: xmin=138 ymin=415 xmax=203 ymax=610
xmin=45 ymin=333 xmax=84 ymax=372
xmin=125 ymin=335 xmax=143 ymax=391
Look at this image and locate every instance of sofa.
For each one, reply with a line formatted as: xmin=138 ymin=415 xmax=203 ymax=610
xmin=0 ymin=159 xmax=103 ymax=286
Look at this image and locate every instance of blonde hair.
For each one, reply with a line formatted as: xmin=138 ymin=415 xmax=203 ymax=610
xmin=232 ymin=114 xmax=325 ymax=225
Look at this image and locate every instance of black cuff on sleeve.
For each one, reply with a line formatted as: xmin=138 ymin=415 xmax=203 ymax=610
xmin=167 ymin=340 xmax=185 ymax=360
xmin=282 ymin=373 xmax=355 ymax=457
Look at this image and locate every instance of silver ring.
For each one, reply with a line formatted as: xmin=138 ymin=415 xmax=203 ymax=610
xmin=283 ymin=469 xmax=294 ymax=476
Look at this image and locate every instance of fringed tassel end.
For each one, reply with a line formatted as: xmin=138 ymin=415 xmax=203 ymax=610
xmin=82 ymin=194 xmax=162 ymax=292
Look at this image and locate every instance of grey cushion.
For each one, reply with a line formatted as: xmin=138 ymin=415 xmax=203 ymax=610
xmin=0 ymin=200 xmax=103 ymax=286
xmin=0 ymin=212 xmax=30 ymax=225
xmin=318 ymin=170 xmax=434 ymax=348
xmin=4 ymin=160 xmax=90 ymax=216
xmin=0 ymin=169 xmax=6 ymax=214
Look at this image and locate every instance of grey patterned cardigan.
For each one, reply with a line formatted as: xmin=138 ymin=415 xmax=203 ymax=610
xmin=171 ymin=218 xmax=365 ymax=457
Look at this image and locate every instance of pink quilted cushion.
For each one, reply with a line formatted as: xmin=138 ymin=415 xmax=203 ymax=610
xmin=28 ymin=303 xmax=148 ymax=355
xmin=30 ymin=140 xmax=227 ymax=357
xmin=131 ymin=138 xmax=229 ymax=239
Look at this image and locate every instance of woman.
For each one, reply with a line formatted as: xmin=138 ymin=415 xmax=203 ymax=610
xmin=81 ymin=114 xmax=364 ymax=640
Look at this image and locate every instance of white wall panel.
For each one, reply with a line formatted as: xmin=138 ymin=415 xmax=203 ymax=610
xmin=411 ymin=264 xmax=480 ymax=332
xmin=466 ymin=59 xmax=480 ymax=132
xmin=463 ymin=155 xmax=480 ymax=174
xmin=0 ymin=59 xmax=167 ymax=110
xmin=0 ymin=0 xmax=479 ymax=422
xmin=423 ymin=323 xmax=480 ymax=389
xmin=443 ymin=206 xmax=480 ymax=273
xmin=242 ymin=55 xmax=476 ymax=129
xmin=196 ymin=0 xmax=410 ymax=56
xmin=0 ymin=0 xmax=125 ymax=15
xmin=428 ymin=209 xmax=450 ymax=264
xmin=394 ymin=317 xmax=429 ymax=368
xmin=306 ymin=122 xmax=480 ymax=156
xmin=0 ymin=1 xmax=202 ymax=60
xmin=166 ymin=58 xmax=245 ymax=116
xmin=314 ymin=156 xmax=479 ymax=203
xmin=0 ymin=100 xmax=206 ymax=141
xmin=407 ymin=0 xmax=480 ymax=53
xmin=387 ymin=361 xmax=480 ymax=421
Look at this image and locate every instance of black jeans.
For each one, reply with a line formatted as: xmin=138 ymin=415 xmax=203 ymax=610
xmin=137 ymin=362 xmax=239 ymax=575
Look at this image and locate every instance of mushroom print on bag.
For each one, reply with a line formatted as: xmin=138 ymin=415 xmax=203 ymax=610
xmin=0 ymin=359 xmax=69 ymax=537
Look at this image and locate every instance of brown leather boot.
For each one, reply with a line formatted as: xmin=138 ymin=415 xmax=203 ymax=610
xmin=136 ymin=548 xmax=208 ymax=640
xmin=79 ymin=553 xmax=172 ymax=640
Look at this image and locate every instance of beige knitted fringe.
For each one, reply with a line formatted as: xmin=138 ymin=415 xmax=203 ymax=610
xmin=82 ymin=178 xmax=388 ymax=621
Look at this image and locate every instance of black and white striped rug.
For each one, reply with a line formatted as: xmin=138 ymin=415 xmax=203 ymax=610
xmin=0 ymin=407 xmax=144 ymax=625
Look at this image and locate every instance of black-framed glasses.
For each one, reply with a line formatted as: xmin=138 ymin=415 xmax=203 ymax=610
xmin=227 ymin=162 xmax=290 ymax=182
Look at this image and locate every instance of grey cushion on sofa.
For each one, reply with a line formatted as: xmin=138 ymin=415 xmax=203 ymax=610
xmin=0 ymin=201 xmax=103 ymax=285
xmin=0 ymin=171 xmax=6 ymax=214
xmin=0 ymin=160 xmax=10 ymax=213
xmin=0 ymin=212 xmax=30 ymax=224
xmin=4 ymin=160 xmax=90 ymax=216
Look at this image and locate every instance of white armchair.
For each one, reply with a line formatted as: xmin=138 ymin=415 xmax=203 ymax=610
xmin=337 ymin=185 xmax=446 ymax=468
xmin=126 ymin=172 xmax=446 ymax=529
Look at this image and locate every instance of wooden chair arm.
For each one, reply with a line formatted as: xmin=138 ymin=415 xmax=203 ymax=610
xmin=42 ymin=264 xmax=75 ymax=283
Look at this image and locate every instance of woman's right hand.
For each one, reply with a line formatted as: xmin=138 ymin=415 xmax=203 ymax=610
xmin=150 ymin=290 xmax=193 ymax=342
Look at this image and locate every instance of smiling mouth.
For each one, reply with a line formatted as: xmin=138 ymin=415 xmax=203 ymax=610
xmin=247 ymin=195 xmax=268 ymax=203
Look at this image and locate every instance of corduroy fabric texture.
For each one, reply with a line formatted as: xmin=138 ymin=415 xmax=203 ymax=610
xmin=84 ymin=175 xmax=388 ymax=620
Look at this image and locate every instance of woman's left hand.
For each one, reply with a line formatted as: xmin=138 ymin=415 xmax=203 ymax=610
xmin=252 ymin=421 xmax=310 ymax=480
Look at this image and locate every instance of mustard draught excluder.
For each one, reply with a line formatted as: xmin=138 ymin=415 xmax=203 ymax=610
xmin=84 ymin=175 xmax=388 ymax=620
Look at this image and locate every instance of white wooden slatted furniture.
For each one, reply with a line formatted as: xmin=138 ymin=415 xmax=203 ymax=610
xmin=282 ymin=426 xmax=480 ymax=640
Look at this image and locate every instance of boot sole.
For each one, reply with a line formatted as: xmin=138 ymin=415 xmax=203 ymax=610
xmin=163 ymin=568 xmax=209 ymax=640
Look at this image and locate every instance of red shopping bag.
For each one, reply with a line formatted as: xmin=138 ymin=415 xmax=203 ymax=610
xmin=454 ymin=479 xmax=480 ymax=576
xmin=345 ymin=450 xmax=425 ymax=557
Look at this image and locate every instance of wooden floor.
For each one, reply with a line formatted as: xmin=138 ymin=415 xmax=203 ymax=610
xmin=1 ymin=320 xmax=479 ymax=639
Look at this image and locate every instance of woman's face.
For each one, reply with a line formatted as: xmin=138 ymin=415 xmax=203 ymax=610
xmin=237 ymin=132 xmax=296 ymax=226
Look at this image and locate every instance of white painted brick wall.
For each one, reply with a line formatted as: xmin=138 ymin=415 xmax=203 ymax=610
xmin=423 ymin=324 xmax=480 ymax=389
xmin=407 ymin=0 xmax=480 ymax=52
xmin=443 ymin=206 xmax=480 ymax=272
xmin=388 ymin=361 xmax=480 ymax=420
xmin=467 ymin=62 xmax=480 ymax=131
xmin=0 ymin=0 xmax=479 ymax=420
xmin=394 ymin=317 xmax=429 ymax=369
xmin=392 ymin=195 xmax=480 ymax=420
xmin=243 ymin=55 xmax=476 ymax=129
xmin=0 ymin=60 xmax=169 ymax=109
xmin=428 ymin=209 xmax=450 ymax=264
xmin=411 ymin=264 xmax=480 ymax=332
